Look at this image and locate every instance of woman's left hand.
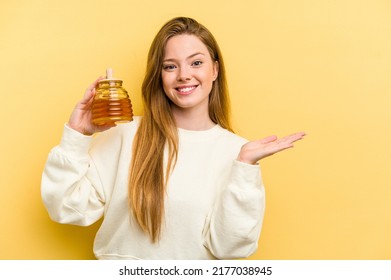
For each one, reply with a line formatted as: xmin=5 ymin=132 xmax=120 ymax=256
xmin=237 ymin=132 xmax=306 ymax=164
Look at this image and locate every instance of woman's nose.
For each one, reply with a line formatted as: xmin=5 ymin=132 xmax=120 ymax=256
xmin=177 ymin=66 xmax=191 ymax=81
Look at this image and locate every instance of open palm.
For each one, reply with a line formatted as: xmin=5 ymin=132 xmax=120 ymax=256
xmin=237 ymin=132 xmax=306 ymax=164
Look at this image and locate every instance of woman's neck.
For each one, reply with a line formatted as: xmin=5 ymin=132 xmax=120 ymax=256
xmin=171 ymin=106 xmax=215 ymax=131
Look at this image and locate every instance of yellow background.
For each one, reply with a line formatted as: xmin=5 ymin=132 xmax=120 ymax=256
xmin=1 ymin=0 xmax=390 ymax=259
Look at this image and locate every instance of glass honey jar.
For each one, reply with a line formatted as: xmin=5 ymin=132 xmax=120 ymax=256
xmin=91 ymin=68 xmax=133 ymax=125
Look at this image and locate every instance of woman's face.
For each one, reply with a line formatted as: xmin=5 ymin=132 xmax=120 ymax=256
xmin=161 ymin=34 xmax=218 ymax=116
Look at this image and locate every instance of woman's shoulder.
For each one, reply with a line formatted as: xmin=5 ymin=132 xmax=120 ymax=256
xmin=116 ymin=115 xmax=141 ymax=133
xmin=102 ymin=116 xmax=141 ymax=134
xmin=216 ymin=125 xmax=248 ymax=146
xmin=91 ymin=116 xmax=141 ymax=144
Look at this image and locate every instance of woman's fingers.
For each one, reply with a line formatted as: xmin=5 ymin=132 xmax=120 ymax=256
xmin=82 ymin=76 xmax=104 ymax=102
xmin=280 ymin=132 xmax=306 ymax=146
xmin=259 ymin=135 xmax=278 ymax=144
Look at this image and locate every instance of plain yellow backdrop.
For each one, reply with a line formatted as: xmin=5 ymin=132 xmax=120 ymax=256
xmin=1 ymin=0 xmax=390 ymax=259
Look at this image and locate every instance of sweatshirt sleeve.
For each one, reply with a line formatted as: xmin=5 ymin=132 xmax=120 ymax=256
xmin=202 ymin=160 xmax=265 ymax=259
xmin=41 ymin=125 xmax=105 ymax=226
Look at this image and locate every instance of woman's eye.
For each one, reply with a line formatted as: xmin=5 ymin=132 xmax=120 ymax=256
xmin=163 ymin=64 xmax=176 ymax=71
xmin=192 ymin=60 xmax=203 ymax=67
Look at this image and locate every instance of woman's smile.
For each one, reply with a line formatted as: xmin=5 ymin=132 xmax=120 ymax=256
xmin=176 ymin=85 xmax=198 ymax=95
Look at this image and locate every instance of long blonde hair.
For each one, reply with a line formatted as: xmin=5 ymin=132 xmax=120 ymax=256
xmin=128 ymin=17 xmax=233 ymax=242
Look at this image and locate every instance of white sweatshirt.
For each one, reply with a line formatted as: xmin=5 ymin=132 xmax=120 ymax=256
xmin=41 ymin=117 xmax=265 ymax=260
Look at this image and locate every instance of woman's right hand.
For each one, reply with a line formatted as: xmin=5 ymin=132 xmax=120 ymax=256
xmin=67 ymin=77 xmax=117 ymax=135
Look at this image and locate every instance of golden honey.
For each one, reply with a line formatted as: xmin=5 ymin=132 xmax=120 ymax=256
xmin=91 ymin=69 xmax=133 ymax=125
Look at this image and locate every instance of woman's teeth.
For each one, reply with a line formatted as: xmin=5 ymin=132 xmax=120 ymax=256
xmin=178 ymin=86 xmax=196 ymax=93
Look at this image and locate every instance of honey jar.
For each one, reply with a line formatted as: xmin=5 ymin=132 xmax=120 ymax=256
xmin=91 ymin=68 xmax=133 ymax=125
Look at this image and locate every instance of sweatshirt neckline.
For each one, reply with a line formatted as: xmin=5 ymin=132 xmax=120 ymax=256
xmin=177 ymin=124 xmax=223 ymax=140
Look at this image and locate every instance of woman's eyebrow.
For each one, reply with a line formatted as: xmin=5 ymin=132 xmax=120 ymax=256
xmin=163 ymin=52 xmax=205 ymax=62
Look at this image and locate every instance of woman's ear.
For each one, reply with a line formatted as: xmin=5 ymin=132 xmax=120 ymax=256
xmin=213 ymin=61 xmax=219 ymax=81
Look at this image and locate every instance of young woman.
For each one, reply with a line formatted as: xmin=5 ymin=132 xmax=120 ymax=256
xmin=41 ymin=17 xmax=305 ymax=260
